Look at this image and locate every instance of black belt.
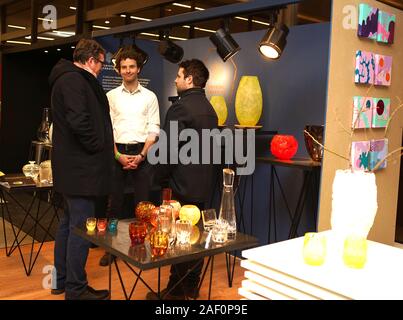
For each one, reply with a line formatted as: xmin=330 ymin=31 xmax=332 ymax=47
xmin=116 ymin=143 xmax=144 ymax=153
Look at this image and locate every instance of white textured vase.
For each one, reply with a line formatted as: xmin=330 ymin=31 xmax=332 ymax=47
xmin=331 ymin=169 xmax=378 ymax=239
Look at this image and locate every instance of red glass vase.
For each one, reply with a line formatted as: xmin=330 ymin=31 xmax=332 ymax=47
xmin=270 ymin=135 xmax=298 ymax=160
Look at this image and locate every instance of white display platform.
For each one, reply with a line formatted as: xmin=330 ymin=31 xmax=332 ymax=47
xmin=239 ymin=231 xmax=403 ymax=300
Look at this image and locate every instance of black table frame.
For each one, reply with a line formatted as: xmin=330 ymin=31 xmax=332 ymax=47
xmin=256 ymin=157 xmax=321 ymax=243
xmin=0 ymin=176 xmax=61 ymax=276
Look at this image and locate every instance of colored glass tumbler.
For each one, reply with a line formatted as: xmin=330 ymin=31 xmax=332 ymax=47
xmin=303 ymin=232 xmax=326 ymax=266
xmin=86 ymin=217 xmax=97 ymax=232
xmin=343 ymin=236 xmax=368 ymax=269
xmin=129 ymin=221 xmax=147 ymax=246
xmin=150 ymin=230 xmax=169 ymax=257
xmin=108 ymin=218 xmax=118 ymax=233
xmin=97 ymin=218 xmax=107 ymax=232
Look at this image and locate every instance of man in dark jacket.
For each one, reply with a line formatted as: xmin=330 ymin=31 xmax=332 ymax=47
xmin=49 ymin=39 xmax=114 ymax=300
xmin=147 ymin=59 xmax=218 ymax=300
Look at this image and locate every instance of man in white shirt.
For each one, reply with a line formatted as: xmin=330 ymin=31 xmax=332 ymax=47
xmin=100 ymin=47 xmax=160 ymax=266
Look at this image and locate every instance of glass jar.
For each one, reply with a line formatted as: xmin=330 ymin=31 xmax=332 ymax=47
xmin=22 ymin=161 xmax=40 ymax=181
xmin=39 ymin=160 xmax=52 ymax=183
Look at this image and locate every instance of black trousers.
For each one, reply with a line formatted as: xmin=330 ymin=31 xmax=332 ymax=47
xmin=108 ymin=143 xmax=152 ymax=220
xmin=167 ymin=201 xmax=205 ymax=295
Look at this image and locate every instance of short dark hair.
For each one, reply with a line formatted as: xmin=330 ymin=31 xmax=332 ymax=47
xmin=73 ymin=39 xmax=105 ymax=64
xmin=179 ymin=59 xmax=209 ymax=88
xmin=115 ymin=47 xmax=145 ymax=71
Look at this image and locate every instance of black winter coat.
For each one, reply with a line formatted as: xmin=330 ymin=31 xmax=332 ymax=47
xmin=49 ymin=59 xmax=114 ymax=196
xmin=155 ymin=88 xmax=218 ymax=203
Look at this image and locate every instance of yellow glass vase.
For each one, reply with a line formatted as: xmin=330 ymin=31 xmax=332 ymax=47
xmin=210 ymin=95 xmax=228 ymax=126
xmin=235 ymin=76 xmax=263 ymax=126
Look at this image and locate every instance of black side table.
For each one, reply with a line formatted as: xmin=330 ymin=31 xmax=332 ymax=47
xmin=257 ymin=157 xmax=321 ymax=243
xmin=0 ymin=174 xmax=61 ymax=276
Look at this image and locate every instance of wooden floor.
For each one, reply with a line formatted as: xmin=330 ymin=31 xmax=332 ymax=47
xmin=0 ymin=241 xmax=244 ymax=300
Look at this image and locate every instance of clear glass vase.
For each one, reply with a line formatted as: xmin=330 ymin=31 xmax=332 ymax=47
xmin=22 ymin=161 xmax=40 ymax=181
xmin=218 ymin=168 xmax=237 ymax=240
xmin=37 ymin=108 xmax=52 ymax=143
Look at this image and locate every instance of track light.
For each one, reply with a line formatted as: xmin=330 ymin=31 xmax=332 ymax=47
xmin=158 ymin=38 xmax=184 ymax=64
xmin=259 ymin=22 xmax=289 ymax=60
xmin=209 ymin=28 xmax=240 ymax=62
xmin=132 ymin=38 xmax=149 ymax=66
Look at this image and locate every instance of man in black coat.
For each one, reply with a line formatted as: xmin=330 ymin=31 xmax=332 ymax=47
xmin=49 ymin=39 xmax=114 ymax=300
xmin=147 ymin=59 xmax=218 ymax=300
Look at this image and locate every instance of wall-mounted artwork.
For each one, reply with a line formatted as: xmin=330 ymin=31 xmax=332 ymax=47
xmin=358 ymin=4 xmax=378 ymax=39
xmin=377 ymin=10 xmax=396 ymax=44
xmin=351 ymin=141 xmax=371 ymax=171
xmin=355 ymin=50 xmax=375 ymax=84
xmin=375 ymin=54 xmax=392 ymax=86
xmin=372 ymin=98 xmax=390 ymax=128
xmin=352 ymin=96 xmax=373 ymax=128
xmin=369 ymin=139 xmax=388 ymax=170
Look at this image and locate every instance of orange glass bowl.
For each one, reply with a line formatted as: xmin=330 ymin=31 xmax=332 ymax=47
xmin=270 ymin=134 xmax=298 ymax=160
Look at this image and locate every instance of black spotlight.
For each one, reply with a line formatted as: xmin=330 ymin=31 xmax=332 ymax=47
xmin=158 ymin=39 xmax=184 ymax=64
xmin=132 ymin=37 xmax=149 ymax=66
xmin=259 ymin=22 xmax=289 ymax=60
xmin=209 ymin=28 xmax=240 ymax=62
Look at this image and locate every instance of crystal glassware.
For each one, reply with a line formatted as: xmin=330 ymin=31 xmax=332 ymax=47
xmin=22 ymin=161 xmax=40 ymax=181
xmin=202 ymin=209 xmax=217 ymax=231
xmin=175 ymin=219 xmax=192 ymax=245
xmin=37 ymin=108 xmax=52 ymax=143
xmin=218 ymin=168 xmax=237 ymax=240
xmin=39 ymin=160 xmax=52 ymax=183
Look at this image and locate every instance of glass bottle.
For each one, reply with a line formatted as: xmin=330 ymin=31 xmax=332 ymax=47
xmin=218 ymin=168 xmax=237 ymax=240
xmin=37 ymin=108 xmax=52 ymax=143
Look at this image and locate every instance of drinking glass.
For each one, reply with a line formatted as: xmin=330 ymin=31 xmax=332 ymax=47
xmin=129 ymin=221 xmax=147 ymax=246
xmin=303 ymin=232 xmax=326 ymax=266
xmin=97 ymin=218 xmax=107 ymax=232
xmin=150 ymin=230 xmax=169 ymax=257
xmin=108 ymin=218 xmax=119 ymax=233
xmin=212 ymin=219 xmax=228 ymax=243
xmin=343 ymin=235 xmax=368 ymax=269
xmin=86 ymin=217 xmax=97 ymax=232
xmin=159 ymin=205 xmax=176 ymax=246
xmin=202 ymin=209 xmax=217 ymax=231
xmin=175 ymin=219 xmax=192 ymax=245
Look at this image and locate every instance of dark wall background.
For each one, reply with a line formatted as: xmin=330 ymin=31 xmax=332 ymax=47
xmin=0 ymin=45 xmax=75 ymax=172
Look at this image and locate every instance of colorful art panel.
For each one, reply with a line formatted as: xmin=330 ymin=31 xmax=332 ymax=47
xmin=369 ymin=139 xmax=388 ymax=170
xmin=352 ymin=96 xmax=373 ymax=129
xmin=355 ymin=50 xmax=375 ymax=84
xmin=358 ymin=4 xmax=378 ymax=39
xmin=372 ymin=98 xmax=390 ymax=128
xmin=377 ymin=10 xmax=395 ymax=44
xmin=351 ymin=141 xmax=371 ymax=171
xmin=375 ymin=54 xmax=392 ymax=86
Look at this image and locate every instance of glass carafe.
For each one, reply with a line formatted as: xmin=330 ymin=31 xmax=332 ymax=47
xmin=218 ymin=168 xmax=237 ymax=240
xmin=37 ymin=108 xmax=52 ymax=143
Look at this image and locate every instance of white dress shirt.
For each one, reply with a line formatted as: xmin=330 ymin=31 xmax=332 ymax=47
xmin=107 ymin=83 xmax=160 ymax=144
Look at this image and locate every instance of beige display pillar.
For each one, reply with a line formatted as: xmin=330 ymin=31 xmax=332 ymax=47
xmin=318 ymin=0 xmax=403 ymax=245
